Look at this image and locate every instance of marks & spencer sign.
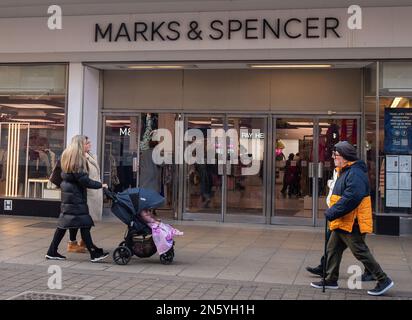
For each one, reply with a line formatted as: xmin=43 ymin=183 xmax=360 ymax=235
xmin=94 ymin=17 xmax=341 ymax=43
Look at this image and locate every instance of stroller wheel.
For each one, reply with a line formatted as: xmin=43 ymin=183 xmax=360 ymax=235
xmin=160 ymin=248 xmax=174 ymax=265
xmin=113 ymin=246 xmax=132 ymax=265
xmin=118 ymin=241 xmax=126 ymax=247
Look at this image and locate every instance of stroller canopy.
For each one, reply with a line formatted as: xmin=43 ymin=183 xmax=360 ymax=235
xmin=107 ymin=188 xmax=165 ymax=227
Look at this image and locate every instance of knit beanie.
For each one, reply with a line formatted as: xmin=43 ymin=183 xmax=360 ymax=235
xmin=334 ymin=141 xmax=358 ymax=161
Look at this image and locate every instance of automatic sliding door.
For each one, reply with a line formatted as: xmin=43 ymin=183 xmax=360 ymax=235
xmin=272 ymin=118 xmax=314 ymax=225
xmin=183 ymin=116 xmax=223 ymax=220
xmin=225 ymin=116 xmax=266 ymax=222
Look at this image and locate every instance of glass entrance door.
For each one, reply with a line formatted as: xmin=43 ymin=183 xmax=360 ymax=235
xmin=102 ymin=115 xmax=140 ymax=193
xmin=102 ymin=113 xmax=180 ymax=220
xmin=183 ymin=115 xmax=267 ymax=223
xmin=183 ymin=116 xmax=224 ymax=221
xmin=225 ymin=116 xmax=266 ymax=222
xmin=272 ymin=117 xmax=360 ymax=226
xmin=272 ymin=118 xmax=315 ymax=225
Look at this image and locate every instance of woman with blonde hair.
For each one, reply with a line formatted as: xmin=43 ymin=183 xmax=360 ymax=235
xmin=66 ymin=135 xmax=104 ymax=253
xmin=45 ymin=135 xmax=109 ymax=262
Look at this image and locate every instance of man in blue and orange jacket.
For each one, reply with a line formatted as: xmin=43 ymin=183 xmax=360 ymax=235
xmin=310 ymin=141 xmax=394 ymax=296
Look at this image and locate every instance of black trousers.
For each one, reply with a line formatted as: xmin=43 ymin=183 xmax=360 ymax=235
xmin=48 ymin=227 xmax=94 ymax=255
xmin=69 ymin=228 xmax=79 ymax=242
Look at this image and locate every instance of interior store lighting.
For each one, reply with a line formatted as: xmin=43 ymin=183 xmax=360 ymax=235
xmin=388 ymin=89 xmax=412 ymax=92
xmin=5 ymin=123 xmax=20 ymax=197
xmin=10 ymin=118 xmax=55 ymax=123
xmin=127 ymin=65 xmax=185 ymax=70
xmin=106 ymin=120 xmax=132 ymax=124
xmin=249 ymin=64 xmax=332 ymax=69
xmin=390 ymin=97 xmax=403 ymax=108
xmin=286 ymin=122 xmax=330 ymax=126
xmin=0 ymin=104 xmax=63 ymax=109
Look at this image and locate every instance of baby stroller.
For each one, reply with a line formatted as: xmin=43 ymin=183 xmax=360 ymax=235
xmin=104 ymin=187 xmax=175 ymax=265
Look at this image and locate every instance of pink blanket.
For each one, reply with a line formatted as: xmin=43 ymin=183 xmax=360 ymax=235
xmin=148 ymin=222 xmax=184 ymax=255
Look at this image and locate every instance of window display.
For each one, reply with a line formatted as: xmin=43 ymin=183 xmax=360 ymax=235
xmin=0 ymin=64 xmax=67 ymax=200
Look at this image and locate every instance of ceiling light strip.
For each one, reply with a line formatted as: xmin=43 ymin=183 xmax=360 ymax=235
xmin=249 ymin=64 xmax=332 ymax=68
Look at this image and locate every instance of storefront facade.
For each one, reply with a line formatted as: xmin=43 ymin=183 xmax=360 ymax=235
xmin=0 ymin=1 xmax=411 ymax=234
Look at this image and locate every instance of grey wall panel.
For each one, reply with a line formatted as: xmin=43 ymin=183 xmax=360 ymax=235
xmin=103 ymin=68 xmax=361 ymax=112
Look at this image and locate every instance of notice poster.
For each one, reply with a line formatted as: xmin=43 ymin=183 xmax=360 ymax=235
xmin=384 ymin=108 xmax=412 ymax=154
xmin=385 ymin=154 xmax=412 ymax=209
xmin=386 ymin=189 xmax=399 ymax=207
xmin=386 ymin=172 xmax=399 ymax=189
xmin=386 ymin=155 xmax=399 ymax=172
xmin=399 ymin=172 xmax=412 ymax=190
xmin=399 ymin=190 xmax=412 ymax=208
xmin=399 ymin=155 xmax=412 ymax=173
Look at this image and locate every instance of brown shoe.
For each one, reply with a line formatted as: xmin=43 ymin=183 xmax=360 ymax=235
xmin=78 ymin=239 xmax=87 ymax=250
xmin=67 ymin=241 xmax=86 ymax=253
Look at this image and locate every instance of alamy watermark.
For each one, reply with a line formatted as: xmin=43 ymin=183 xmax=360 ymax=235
xmin=47 ymin=265 xmax=62 ymax=290
xmin=137 ymin=121 xmax=263 ymax=176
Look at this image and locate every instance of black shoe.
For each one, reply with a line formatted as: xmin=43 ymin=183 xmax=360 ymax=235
xmin=361 ymin=272 xmax=376 ymax=282
xmin=90 ymin=249 xmax=109 ymax=263
xmin=367 ymin=278 xmax=394 ymax=296
xmin=306 ymin=266 xmax=324 ymax=277
xmin=45 ymin=252 xmax=66 ymax=260
xmin=310 ymin=279 xmax=339 ymax=290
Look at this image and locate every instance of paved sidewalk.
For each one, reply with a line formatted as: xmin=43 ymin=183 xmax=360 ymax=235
xmin=1 ymin=215 xmax=412 ymax=300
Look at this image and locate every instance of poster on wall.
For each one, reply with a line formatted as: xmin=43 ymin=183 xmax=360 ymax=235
xmin=399 ymin=190 xmax=412 ymax=208
xmin=386 ymin=155 xmax=399 ymax=172
xmin=399 ymin=155 xmax=412 ymax=172
xmin=386 ymin=189 xmax=399 ymax=207
xmin=384 ymin=108 xmax=412 ymax=154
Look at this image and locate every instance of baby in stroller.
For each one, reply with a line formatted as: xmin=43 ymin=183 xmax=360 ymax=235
xmin=105 ymin=187 xmax=183 ymax=265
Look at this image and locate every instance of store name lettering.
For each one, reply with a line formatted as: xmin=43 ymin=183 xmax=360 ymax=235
xmin=241 ymin=132 xmax=264 ymax=139
xmin=120 ymin=127 xmax=131 ymax=136
xmin=94 ymin=17 xmax=340 ymax=42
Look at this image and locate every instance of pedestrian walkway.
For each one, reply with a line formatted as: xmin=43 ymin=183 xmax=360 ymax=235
xmin=1 ymin=215 xmax=411 ymax=300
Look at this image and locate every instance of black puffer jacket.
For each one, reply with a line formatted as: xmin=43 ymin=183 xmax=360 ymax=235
xmin=57 ymin=171 xmax=102 ymax=229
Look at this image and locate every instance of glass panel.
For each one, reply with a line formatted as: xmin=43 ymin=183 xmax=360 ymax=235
xmin=226 ymin=117 xmax=265 ymax=216
xmin=317 ymin=119 xmax=358 ymax=220
xmin=0 ymin=64 xmax=67 ymax=200
xmin=378 ymin=98 xmax=412 ymax=214
xmin=139 ymin=113 xmax=178 ymax=220
xmin=380 ymin=61 xmax=412 ymax=96
xmin=274 ymin=118 xmax=313 ymax=219
xmin=103 ymin=116 xmax=139 ymax=193
xmin=185 ymin=116 xmax=223 ymax=214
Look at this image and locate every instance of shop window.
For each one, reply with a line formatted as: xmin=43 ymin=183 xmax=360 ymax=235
xmin=378 ymin=96 xmax=412 ymax=214
xmin=0 ymin=64 xmax=67 ymax=200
